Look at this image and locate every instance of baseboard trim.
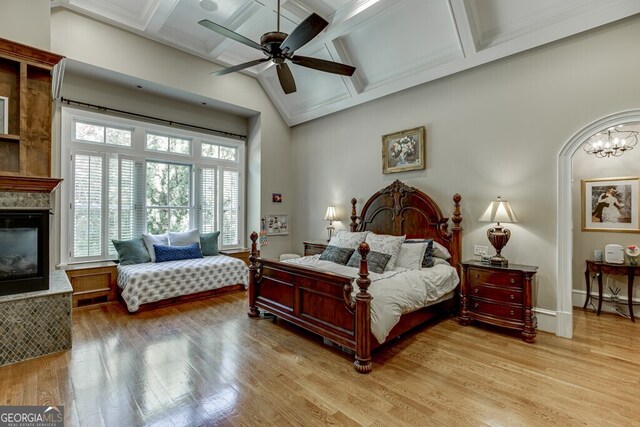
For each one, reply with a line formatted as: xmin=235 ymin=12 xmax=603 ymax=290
xmin=533 ymin=307 xmax=556 ymax=334
xmin=572 ymin=289 xmax=640 ymax=315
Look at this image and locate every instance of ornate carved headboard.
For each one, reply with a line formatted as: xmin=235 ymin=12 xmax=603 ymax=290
xmin=350 ymin=180 xmax=462 ymax=273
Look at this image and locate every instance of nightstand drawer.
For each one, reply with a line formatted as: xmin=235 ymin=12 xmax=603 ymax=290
xmin=471 ymin=298 xmax=523 ymax=321
xmin=469 ymin=267 xmax=522 ymax=288
xmin=470 ymin=284 xmax=523 ymax=305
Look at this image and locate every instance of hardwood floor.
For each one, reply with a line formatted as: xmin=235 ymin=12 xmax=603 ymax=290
xmin=1 ymin=291 xmax=639 ymax=426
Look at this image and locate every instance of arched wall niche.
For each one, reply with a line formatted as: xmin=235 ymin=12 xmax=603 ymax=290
xmin=557 ymin=109 xmax=640 ymax=338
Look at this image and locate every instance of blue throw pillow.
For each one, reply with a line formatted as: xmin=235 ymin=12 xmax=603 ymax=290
xmin=154 ymin=243 xmax=203 ymax=263
xmin=112 ymin=237 xmax=151 ymax=265
xmin=200 ymin=231 xmax=220 ymax=256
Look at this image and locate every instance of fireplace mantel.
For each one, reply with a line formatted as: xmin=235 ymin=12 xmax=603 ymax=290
xmin=0 ymin=175 xmax=62 ymax=193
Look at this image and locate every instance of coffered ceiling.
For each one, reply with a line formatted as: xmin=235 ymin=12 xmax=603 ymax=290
xmin=51 ymin=0 xmax=640 ymax=126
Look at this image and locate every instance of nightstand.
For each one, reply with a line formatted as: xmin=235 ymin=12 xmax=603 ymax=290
xmin=219 ymin=248 xmax=252 ymax=266
xmin=459 ymin=260 xmax=538 ymax=342
xmin=303 ymin=240 xmax=328 ymax=256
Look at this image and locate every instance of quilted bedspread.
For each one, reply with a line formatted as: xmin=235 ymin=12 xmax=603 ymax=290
xmin=117 ymin=255 xmax=249 ymax=312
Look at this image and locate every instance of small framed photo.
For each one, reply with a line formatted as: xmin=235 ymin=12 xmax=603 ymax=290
xmin=0 ymin=96 xmax=8 ymax=134
xmin=382 ymin=126 xmax=426 ymax=174
xmin=265 ymin=214 xmax=289 ymax=235
xmin=582 ymin=176 xmax=640 ymax=232
xmin=272 ymin=193 xmax=282 ymax=203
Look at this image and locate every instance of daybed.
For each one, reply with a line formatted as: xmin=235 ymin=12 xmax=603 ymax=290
xmin=117 ymin=255 xmax=248 ymax=312
xmin=247 ymin=180 xmax=462 ymax=373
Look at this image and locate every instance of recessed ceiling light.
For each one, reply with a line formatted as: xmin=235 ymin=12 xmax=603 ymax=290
xmin=199 ymin=0 xmax=218 ymax=12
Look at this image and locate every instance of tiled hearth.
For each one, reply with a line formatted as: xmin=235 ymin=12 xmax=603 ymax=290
xmin=0 ymin=271 xmax=72 ymax=366
xmin=0 ymin=176 xmax=72 ymax=366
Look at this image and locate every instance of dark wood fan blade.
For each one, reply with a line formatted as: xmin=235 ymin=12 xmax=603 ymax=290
xmin=198 ymin=19 xmax=264 ymax=52
xmin=290 ymin=55 xmax=356 ymax=76
xmin=276 ymin=63 xmax=297 ymax=94
xmin=211 ymin=58 xmax=270 ymax=76
xmin=280 ymin=13 xmax=328 ymax=53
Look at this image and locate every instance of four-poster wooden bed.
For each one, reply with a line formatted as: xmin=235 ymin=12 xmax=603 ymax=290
xmin=247 ymin=180 xmax=462 ymax=373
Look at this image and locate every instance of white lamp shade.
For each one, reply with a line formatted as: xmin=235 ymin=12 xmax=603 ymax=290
xmin=323 ymin=205 xmax=338 ymax=222
xmin=479 ymin=197 xmax=518 ymax=223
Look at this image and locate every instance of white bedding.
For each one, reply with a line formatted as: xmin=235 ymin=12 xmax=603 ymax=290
xmin=117 ymin=255 xmax=249 ymax=312
xmin=284 ymin=255 xmax=459 ymax=343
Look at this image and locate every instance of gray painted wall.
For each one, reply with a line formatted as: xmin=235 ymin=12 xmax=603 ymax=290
xmin=290 ymin=15 xmax=640 ymax=313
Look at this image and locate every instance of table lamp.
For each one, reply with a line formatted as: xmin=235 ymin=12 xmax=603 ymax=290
xmin=479 ymin=196 xmax=518 ymax=266
xmin=323 ymin=205 xmax=338 ymax=241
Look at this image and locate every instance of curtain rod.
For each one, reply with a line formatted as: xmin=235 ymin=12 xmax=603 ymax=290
xmin=59 ymin=97 xmax=247 ymax=141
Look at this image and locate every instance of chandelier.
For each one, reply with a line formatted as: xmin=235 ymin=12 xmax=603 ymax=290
xmin=583 ymin=127 xmax=639 ymax=158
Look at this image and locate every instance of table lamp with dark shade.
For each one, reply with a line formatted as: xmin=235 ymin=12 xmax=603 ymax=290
xmin=479 ymin=196 xmax=518 ymax=266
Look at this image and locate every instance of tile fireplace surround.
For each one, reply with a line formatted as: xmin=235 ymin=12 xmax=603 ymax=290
xmin=0 ymin=176 xmax=72 ymax=366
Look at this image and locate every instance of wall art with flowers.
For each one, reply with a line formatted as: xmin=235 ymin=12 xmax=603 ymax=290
xmin=381 ymin=126 xmax=426 ymax=174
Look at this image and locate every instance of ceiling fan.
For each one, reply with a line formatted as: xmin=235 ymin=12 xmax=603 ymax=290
xmin=198 ymin=0 xmax=356 ymax=94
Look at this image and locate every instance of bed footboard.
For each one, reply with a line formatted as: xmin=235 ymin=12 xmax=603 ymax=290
xmin=248 ymin=232 xmax=373 ymax=373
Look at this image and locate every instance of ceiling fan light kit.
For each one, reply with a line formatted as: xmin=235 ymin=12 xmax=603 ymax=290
xmin=198 ymin=0 xmax=355 ymax=94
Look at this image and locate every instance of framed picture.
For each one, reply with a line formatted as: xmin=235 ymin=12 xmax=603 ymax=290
xmin=272 ymin=193 xmax=282 ymax=203
xmin=264 ymin=214 xmax=289 ymax=235
xmin=582 ymin=176 xmax=640 ymax=232
xmin=382 ymin=126 xmax=426 ymax=174
xmin=0 ymin=96 xmax=8 ymax=134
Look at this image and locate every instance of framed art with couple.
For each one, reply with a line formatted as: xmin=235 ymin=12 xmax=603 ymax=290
xmin=582 ymin=176 xmax=640 ymax=232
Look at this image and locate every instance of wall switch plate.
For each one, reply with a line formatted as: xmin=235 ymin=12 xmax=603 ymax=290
xmin=474 ymin=245 xmax=488 ymax=256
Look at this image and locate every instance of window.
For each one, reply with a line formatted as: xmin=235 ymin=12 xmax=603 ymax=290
xmin=146 ymin=133 xmax=191 ymax=155
xmin=146 ymin=161 xmax=191 ymax=234
xmin=74 ymin=121 xmax=132 ymax=146
xmin=202 ymin=141 xmax=238 ymax=162
xmin=62 ymin=108 xmax=245 ymax=263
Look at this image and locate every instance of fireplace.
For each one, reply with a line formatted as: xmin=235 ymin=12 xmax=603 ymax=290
xmin=0 ymin=210 xmax=49 ymax=296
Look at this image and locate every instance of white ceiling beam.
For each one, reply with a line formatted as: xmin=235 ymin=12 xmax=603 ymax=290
xmin=448 ymin=0 xmax=478 ymax=58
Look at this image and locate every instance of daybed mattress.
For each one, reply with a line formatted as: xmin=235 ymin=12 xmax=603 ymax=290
xmin=284 ymin=255 xmax=459 ymax=343
xmin=117 ymin=255 xmax=249 ymax=312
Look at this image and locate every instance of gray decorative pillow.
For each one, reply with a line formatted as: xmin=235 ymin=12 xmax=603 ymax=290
xmin=112 ymin=237 xmax=151 ymax=265
xmin=200 ymin=231 xmax=220 ymax=256
xmin=346 ymin=250 xmax=392 ymax=274
xmin=319 ymin=245 xmax=355 ymax=265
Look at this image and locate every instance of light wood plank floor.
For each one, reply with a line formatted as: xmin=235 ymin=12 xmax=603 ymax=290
xmin=1 ymin=291 xmax=639 ymax=426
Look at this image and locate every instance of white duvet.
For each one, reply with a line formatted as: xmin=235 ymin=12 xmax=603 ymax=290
xmin=283 ymin=255 xmax=459 ymax=343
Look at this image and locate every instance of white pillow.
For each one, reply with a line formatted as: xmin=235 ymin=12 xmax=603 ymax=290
xmin=142 ymin=233 xmax=168 ymax=262
xmin=328 ymin=231 xmax=369 ymax=249
xmin=431 ymin=257 xmax=450 ymax=267
xmin=169 ymin=229 xmax=200 ymax=247
xmin=395 ymin=242 xmax=428 ymax=270
xmin=433 ymin=241 xmax=452 ymax=260
xmin=364 ymin=233 xmax=406 ymax=271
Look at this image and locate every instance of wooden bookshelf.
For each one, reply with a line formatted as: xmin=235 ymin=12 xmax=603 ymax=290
xmin=0 ymin=38 xmax=64 ymax=177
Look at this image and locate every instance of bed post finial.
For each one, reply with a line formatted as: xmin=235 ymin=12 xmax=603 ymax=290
xmin=248 ymin=231 xmax=260 ymax=318
xmin=451 ymin=193 xmax=463 ymax=280
xmin=354 ymin=242 xmax=373 ymax=373
xmin=350 ymin=198 xmax=358 ymax=232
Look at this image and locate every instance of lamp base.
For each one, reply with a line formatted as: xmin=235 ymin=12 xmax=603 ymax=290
xmin=489 ymin=255 xmax=508 ymax=266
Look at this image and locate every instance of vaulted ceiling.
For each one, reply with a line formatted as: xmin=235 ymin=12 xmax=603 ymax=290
xmin=51 ymin=0 xmax=640 ymax=126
